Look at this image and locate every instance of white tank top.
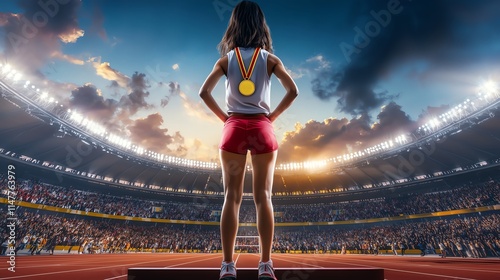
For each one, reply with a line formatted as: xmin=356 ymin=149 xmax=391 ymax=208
xmin=225 ymin=47 xmax=271 ymax=115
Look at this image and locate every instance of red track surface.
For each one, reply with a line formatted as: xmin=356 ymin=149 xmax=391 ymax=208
xmin=1 ymin=253 xmax=499 ymax=280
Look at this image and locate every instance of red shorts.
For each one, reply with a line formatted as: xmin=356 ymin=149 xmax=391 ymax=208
xmin=219 ymin=114 xmax=278 ymax=155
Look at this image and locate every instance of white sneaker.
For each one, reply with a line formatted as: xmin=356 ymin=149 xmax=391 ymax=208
xmin=220 ymin=261 xmax=237 ymax=280
xmin=258 ymin=260 xmax=277 ymax=280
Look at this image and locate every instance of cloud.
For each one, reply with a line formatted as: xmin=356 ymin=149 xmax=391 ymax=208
xmin=278 ymin=116 xmax=367 ymax=162
xmin=61 ymin=74 xmax=206 ymax=161
xmin=68 ymin=71 xmax=154 ymax=135
xmin=0 ymin=0 xmax=84 ymax=74
xmin=312 ymin=0 xmax=500 ymax=116
xmin=306 ymin=55 xmax=331 ymax=70
xmin=179 ymin=91 xmax=218 ymax=121
xmin=184 ymin=138 xmax=219 ymax=163
xmin=58 ymin=27 xmax=84 ymax=43
xmin=39 ymin=78 xmax=80 ymax=102
xmin=311 ymin=62 xmax=395 ymax=116
xmin=418 ymin=105 xmax=451 ymax=121
xmin=159 ymin=82 xmax=218 ymax=122
xmin=278 ymin=101 xmax=416 ymax=162
xmin=89 ymin=57 xmax=130 ymax=88
xmin=368 ymin=102 xmax=416 ymax=144
xmin=51 ymin=50 xmax=84 ymax=65
xmin=0 ymin=13 xmax=10 ymax=26
xmin=116 ymin=72 xmax=153 ymax=124
xmin=285 ymin=54 xmax=332 ymax=80
xmin=65 ymin=73 xmax=191 ymax=158
xmin=286 ymin=66 xmax=305 ymax=79
xmin=127 ymin=113 xmax=188 ymax=157
xmin=68 ymin=83 xmax=117 ymax=122
xmin=67 ymin=73 xmax=183 ymax=148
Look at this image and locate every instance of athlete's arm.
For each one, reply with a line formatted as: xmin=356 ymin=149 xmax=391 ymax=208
xmin=267 ymin=53 xmax=298 ymax=122
xmin=199 ymin=56 xmax=229 ymax=123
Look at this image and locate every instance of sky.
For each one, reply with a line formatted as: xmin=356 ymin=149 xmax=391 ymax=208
xmin=1 ymin=0 xmax=500 ymax=164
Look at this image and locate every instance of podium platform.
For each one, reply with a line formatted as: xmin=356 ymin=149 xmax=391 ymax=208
xmin=128 ymin=267 xmax=384 ymax=280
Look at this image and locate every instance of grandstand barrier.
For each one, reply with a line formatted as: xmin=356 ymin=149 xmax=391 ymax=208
xmin=127 ymin=267 xmax=385 ymax=280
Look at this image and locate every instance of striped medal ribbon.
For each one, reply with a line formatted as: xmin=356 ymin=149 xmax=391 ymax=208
xmin=235 ymin=47 xmax=260 ymax=96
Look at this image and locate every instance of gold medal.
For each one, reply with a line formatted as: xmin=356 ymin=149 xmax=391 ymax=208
xmin=239 ymin=80 xmax=255 ymax=96
xmin=235 ymin=47 xmax=260 ymax=96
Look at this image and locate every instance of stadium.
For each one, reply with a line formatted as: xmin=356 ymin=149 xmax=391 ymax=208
xmin=1 ymin=1 xmax=500 ymax=280
xmin=1 ymin=62 xmax=499 ymax=279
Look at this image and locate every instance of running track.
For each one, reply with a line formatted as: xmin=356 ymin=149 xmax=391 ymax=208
xmin=1 ymin=253 xmax=499 ymax=280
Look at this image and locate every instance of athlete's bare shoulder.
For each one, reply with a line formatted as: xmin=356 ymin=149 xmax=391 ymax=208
xmin=266 ymin=53 xmax=284 ymax=76
xmin=217 ymin=55 xmax=229 ymax=76
xmin=267 ymin=53 xmax=282 ymax=67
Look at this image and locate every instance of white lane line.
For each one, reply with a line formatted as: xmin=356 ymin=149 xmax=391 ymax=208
xmin=235 ymin=253 xmax=241 ymax=265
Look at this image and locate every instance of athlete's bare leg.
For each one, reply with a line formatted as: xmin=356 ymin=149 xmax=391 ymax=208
xmin=220 ymin=149 xmax=247 ymax=262
xmin=251 ymin=150 xmax=278 ymax=262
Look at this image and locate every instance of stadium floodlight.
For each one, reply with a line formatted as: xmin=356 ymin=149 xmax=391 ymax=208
xmin=5 ymin=69 xmax=16 ymax=79
xmin=136 ymin=146 xmax=145 ymax=155
xmin=107 ymin=133 xmax=114 ymax=141
xmin=13 ymin=72 xmax=22 ymax=81
xmin=482 ymin=80 xmax=496 ymax=94
xmin=83 ymin=118 xmax=91 ymax=127
xmin=1 ymin=64 xmax=11 ymax=74
xmin=70 ymin=111 xmax=84 ymax=125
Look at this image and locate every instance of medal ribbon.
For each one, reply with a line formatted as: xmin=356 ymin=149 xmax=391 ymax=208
xmin=235 ymin=47 xmax=260 ymax=81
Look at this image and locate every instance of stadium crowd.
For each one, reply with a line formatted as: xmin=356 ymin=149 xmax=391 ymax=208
xmin=277 ymin=179 xmax=499 ymax=222
xmin=1 ymin=210 xmax=499 ymax=258
xmin=1 ymin=172 xmax=499 ymax=257
xmin=1 ymin=175 xmax=498 ymax=223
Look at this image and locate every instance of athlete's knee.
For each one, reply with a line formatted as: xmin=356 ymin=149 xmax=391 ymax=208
xmin=225 ymin=190 xmax=243 ymax=205
xmin=253 ymin=190 xmax=272 ymax=205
